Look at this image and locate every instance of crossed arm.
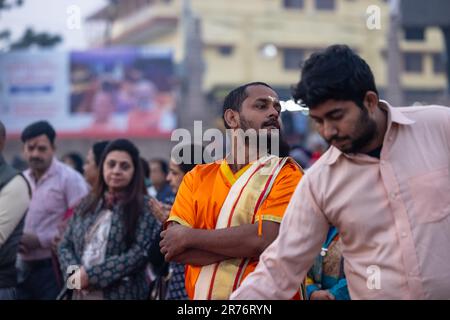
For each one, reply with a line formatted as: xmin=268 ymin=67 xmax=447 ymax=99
xmin=160 ymin=221 xmax=280 ymax=266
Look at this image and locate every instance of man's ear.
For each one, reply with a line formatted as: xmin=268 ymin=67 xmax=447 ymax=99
xmin=224 ymin=109 xmax=239 ymax=129
xmin=363 ymin=91 xmax=379 ymax=114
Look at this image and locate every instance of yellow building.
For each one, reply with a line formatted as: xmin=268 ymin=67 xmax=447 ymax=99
xmin=87 ymin=0 xmax=447 ymax=104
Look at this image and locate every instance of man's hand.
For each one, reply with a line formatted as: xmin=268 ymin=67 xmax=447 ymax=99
xmin=149 ymin=198 xmax=171 ymax=223
xmin=19 ymin=233 xmax=41 ymax=254
xmin=310 ymin=290 xmax=335 ymax=300
xmin=160 ymin=224 xmax=190 ymax=261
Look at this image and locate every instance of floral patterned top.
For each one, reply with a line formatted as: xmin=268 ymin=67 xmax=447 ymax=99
xmin=58 ymin=195 xmax=160 ymax=300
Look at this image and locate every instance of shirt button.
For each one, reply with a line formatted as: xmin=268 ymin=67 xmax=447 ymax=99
xmin=390 ymin=192 xmax=397 ymax=200
xmin=388 ymin=136 xmax=393 ymax=141
xmin=380 ymin=160 xmax=386 ymax=166
xmin=401 ymin=232 xmax=407 ymax=238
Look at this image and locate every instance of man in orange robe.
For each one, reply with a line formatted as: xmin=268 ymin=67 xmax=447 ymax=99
xmin=160 ymin=82 xmax=303 ymax=299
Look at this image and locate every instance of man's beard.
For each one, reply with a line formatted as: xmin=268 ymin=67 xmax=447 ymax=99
xmin=328 ymin=109 xmax=378 ymax=154
xmin=238 ymin=117 xmax=287 ymax=157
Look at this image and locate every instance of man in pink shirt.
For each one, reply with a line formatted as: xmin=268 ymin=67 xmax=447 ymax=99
xmin=231 ymin=45 xmax=450 ymax=300
xmin=17 ymin=121 xmax=89 ymax=300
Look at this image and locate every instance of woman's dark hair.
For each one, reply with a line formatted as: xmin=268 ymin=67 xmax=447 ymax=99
xmin=83 ymin=139 xmax=145 ymax=247
xmin=62 ymin=152 xmax=84 ymax=174
xmin=222 ymin=82 xmax=273 ymax=129
xmin=149 ymin=158 xmax=168 ymax=175
xmin=292 ymin=44 xmax=378 ymax=109
xmin=92 ymin=140 xmax=110 ymax=167
xmin=140 ymin=157 xmax=150 ymax=178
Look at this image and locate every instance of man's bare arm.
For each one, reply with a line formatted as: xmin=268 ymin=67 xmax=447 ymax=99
xmin=160 ymin=221 xmax=280 ymax=260
xmin=170 ymin=249 xmax=230 ymax=266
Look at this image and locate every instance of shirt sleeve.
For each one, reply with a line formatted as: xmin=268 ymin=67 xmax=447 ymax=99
xmin=255 ymin=162 xmax=302 ymax=223
xmin=65 ymin=171 xmax=89 ymax=208
xmin=167 ymin=171 xmax=196 ymax=227
xmin=230 ymin=175 xmax=330 ymax=299
xmin=0 ymin=176 xmax=30 ymax=247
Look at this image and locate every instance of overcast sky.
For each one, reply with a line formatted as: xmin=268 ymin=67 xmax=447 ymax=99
xmin=1 ymin=0 xmax=107 ymax=49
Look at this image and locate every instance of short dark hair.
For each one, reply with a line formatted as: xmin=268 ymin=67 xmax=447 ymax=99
xmin=150 ymin=158 xmax=168 ymax=175
xmin=222 ymin=82 xmax=273 ymax=129
xmin=21 ymin=120 xmax=56 ymax=145
xmin=92 ymin=140 xmax=110 ymax=167
xmin=292 ymin=44 xmax=378 ymax=109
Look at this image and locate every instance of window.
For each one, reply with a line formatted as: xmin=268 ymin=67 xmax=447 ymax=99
xmin=283 ymin=0 xmax=304 ymax=9
xmin=433 ymin=53 xmax=446 ymax=74
xmin=217 ymin=45 xmax=233 ymax=56
xmin=283 ymin=48 xmax=304 ymax=70
xmin=404 ymin=27 xmax=425 ymax=41
xmin=403 ymin=52 xmax=423 ymax=73
xmin=315 ymin=0 xmax=335 ymax=10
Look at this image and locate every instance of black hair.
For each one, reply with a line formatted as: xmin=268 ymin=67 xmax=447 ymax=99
xmin=21 ymin=120 xmax=56 ymax=146
xmin=175 ymin=143 xmax=206 ymax=174
xmin=62 ymin=152 xmax=84 ymax=174
xmin=222 ymin=82 xmax=273 ymax=129
xmin=92 ymin=140 xmax=110 ymax=167
xmin=150 ymin=158 xmax=168 ymax=175
xmin=140 ymin=157 xmax=150 ymax=178
xmin=292 ymin=44 xmax=378 ymax=109
xmin=83 ymin=139 xmax=145 ymax=248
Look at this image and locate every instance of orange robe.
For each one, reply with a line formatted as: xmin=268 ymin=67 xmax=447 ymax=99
xmin=168 ymin=157 xmax=303 ymax=299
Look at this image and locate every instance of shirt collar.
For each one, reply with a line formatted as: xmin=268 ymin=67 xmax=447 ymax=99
xmin=325 ymin=100 xmax=415 ymax=165
xmin=380 ymin=100 xmax=415 ymax=126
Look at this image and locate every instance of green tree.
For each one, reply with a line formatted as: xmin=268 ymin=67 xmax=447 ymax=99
xmin=0 ymin=0 xmax=62 ymax=51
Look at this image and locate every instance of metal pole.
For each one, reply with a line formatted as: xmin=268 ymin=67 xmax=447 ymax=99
xmin=386 ymin=0 xmax=404 ymax=106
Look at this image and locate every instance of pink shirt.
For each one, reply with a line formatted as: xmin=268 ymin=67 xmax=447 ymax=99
xmin=231 ymin=102 xmax=450 ymax=300
xmin=22 ymin=158 xmax=89 ymax=261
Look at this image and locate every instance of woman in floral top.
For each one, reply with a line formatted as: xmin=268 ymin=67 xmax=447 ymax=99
xmin=58 ymin=139 xmax=159 ymax=299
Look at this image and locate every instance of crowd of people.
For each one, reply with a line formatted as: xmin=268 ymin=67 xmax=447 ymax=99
xmin=0 ymin=45 xmax=449 ymax=300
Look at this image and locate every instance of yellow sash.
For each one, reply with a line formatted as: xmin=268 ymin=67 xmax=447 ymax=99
xmin=194 ymin=155 xmax=292 ymax=300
